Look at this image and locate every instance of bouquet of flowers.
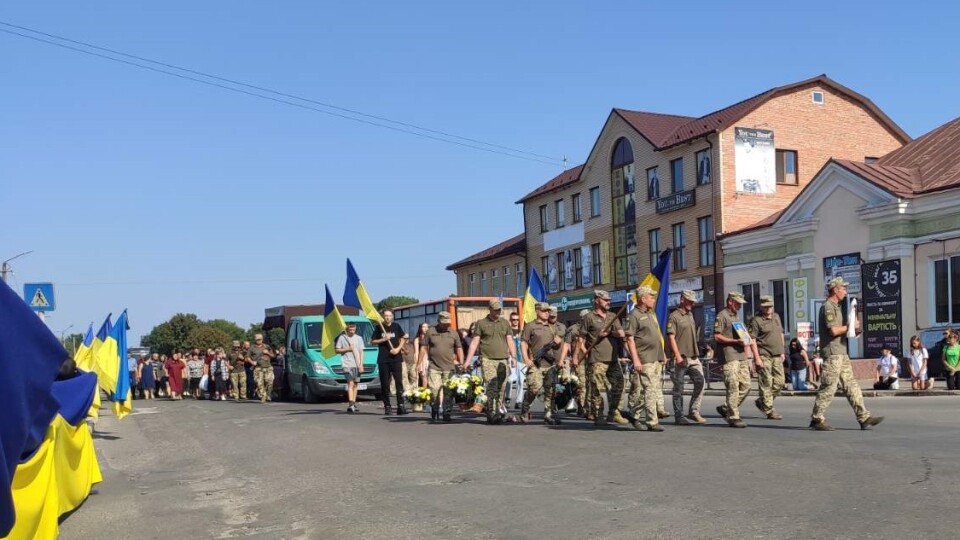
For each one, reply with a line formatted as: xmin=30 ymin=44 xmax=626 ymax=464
xmin=446 ymin=373 xmax=486 ymax=405
xmin=554 ymin=370 xmax=579 ymax=409
xmin=403 ymin=386 xmax=432 ymax=405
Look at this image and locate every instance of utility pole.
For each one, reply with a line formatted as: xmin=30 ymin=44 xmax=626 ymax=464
xmin=1 ymin=250 xmax=34 ymax=283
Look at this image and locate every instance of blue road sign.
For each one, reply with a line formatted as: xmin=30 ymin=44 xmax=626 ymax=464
xmin=23 ymin=282 xmax=56 ymax=312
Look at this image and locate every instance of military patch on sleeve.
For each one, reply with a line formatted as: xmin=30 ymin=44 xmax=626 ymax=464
xmin=666 ymin=322 xmax=674 ymax=332
xmin=713 ymin=320 xmax=721 ymax=331
xmin=825 ymin=313 xmax=834 ymax=323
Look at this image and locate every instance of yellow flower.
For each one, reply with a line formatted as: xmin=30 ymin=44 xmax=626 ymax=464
xmin=475 ymin=386 xmax=484 ymax=395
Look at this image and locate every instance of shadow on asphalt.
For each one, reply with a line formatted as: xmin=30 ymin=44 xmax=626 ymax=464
xmin=92 ymin=432 xmax=121 ymax=440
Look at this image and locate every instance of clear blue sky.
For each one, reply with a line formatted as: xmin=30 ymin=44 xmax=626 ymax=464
xmin=2 ymin=2 xmax=958 ymax=343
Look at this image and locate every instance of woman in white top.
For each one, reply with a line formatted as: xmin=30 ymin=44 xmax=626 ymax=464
xmin=908 ymin=335 xmax=930 ymax=390
xmin=874 ymin=345 xmax=900 ymax=390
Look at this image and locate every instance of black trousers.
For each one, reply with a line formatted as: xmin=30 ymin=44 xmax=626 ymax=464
xmin=379 ymin=361 xmax=404 ymax=407
xmin=947 ymin=372 xmax=960 ymax=390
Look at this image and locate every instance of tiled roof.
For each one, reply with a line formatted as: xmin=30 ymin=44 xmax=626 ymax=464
xmin=446 ymin=233 xmax=526 ymax=270
xmin=621 ymin=75 xmax=911 ymax=150
xmin=515 ymin=164 xmax=584 ymax=204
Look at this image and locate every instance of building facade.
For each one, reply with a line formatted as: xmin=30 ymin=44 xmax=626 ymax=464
xmin=517 ymin=75 xmax=908 ymax=326
xmin=721 ymin=116 xmax=960 ymax=367
xmin=447 ymin=233 xmax=527 ymax=299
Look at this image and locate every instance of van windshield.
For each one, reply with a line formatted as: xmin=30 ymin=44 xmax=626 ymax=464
xmin=305 ymin=321 xmax=375 ymax=350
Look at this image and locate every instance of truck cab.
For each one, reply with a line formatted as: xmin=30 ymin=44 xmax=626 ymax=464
xmin=283 ymin=315 xmax=381 ymax=402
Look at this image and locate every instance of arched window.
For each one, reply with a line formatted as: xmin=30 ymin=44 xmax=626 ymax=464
xmin=611 ymin=138 xmax=638 ymax=288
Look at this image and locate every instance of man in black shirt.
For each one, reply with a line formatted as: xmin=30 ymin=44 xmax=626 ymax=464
xmin=371 ymin=309 xmax=408 ymax=415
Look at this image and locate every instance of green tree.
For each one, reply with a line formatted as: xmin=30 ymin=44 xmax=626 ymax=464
xmin=206 ymin=319 xmax=246 ymax=342
xmin=266 ymin=328 xmax=286 ymax=349
xmin=376 ymin=296 xmax=419 ymax=311
xmin=62 ymin=332 xmax=86 ymax=357
xmin=245 ymin=322 xmax=264 ymax=342
xmin=142 ymin=313 xmax=202 ymax=355
xmin=186 ymin=326 xmax=231 ymax=352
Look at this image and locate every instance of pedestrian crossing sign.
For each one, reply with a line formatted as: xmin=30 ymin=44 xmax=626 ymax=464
xmin=23 ymin=282 xmax=56 ymax=312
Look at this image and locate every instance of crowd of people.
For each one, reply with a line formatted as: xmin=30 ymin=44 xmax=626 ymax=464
xmin=125 ymin=334 xmax=284 ymax=403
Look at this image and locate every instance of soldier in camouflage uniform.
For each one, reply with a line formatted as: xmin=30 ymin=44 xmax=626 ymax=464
xmin=580 ymin=290 xmax=629 ymax=426
xmin=749 ymin=296 xmax=786 ymax=420
xmin=250 ymin=334 xmax=276 ymax=403
xmin=465 ymin=299 xmax=517 ymax=424
xmin=560 ymin=309 xmax=590 ymax=417
xmin=520 ymin=302 xmax=564 ymax=424
xmin=624 ymin=285 xmax=665 ymax=432
xmin=810 ymin=277 xmax=884 ymax=431
xmin=714 ymin=291 xmax=755 ymax=428
xmin=228 ymin=341 xmax=247 ymax=401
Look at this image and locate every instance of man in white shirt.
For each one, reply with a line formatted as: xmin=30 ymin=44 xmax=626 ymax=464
xmin=335 ymin=322 xmax=366 ymax=413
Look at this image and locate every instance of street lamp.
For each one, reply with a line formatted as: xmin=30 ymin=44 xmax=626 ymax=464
xmin=1 ymin=250 xmax=34 ymax=283
xmin=59 ymin=324 xmax=75 ymax=343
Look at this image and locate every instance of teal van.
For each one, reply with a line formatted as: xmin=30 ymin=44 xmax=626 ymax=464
xmin=283 ymin=315 xmax=381 ymax=402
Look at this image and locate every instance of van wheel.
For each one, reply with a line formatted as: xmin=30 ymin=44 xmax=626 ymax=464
xmin=302 ymin=376 xmax=319 ymax=403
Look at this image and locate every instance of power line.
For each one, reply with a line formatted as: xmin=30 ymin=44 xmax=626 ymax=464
xmin=59 ymin=274 xmax=448 ymax=286
xmin=0 ymin=21 xmax=564 ymax=167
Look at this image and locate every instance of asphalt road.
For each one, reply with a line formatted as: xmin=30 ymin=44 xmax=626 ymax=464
xmin=60 ymin=392 xmax=958 ymax=540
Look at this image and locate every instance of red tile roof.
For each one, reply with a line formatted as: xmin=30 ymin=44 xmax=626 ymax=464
xmin=447 ymin=233 xmax=526 ymax=270
xmin=613 ymin=110 xmax=693 ymax=148
xmin=515 ymin=164 xmax=584 ymax=204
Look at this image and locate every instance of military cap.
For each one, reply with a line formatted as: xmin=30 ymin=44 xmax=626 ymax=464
xmin=636 ymin=285 xmax=656 ymax=297
xmin=536 ymin=302 xmax=551 ymax=311
xmin=727 ymin=291 xmax=746 ymax=304
xmin=437 ymin=311 xmax=452 ymax=322
xmin=232 ymin=340 xmax=241 ymax=347
xmin=681 ymin=290 xmax=698 ymax=302
xmin=594 ymin=289 xmax=610 ymax=300
xmin=579 ymin=309 xmax=590 ymax=317
xmin=759 ymin=295 xmax=775 ymax=307
xmin=827 ymin=276 xmax=849 ymax=290
xmin=489 ymin=299 xmax=503 ymax=310
xmin=548 ymin=306 xmax=558 ymax=315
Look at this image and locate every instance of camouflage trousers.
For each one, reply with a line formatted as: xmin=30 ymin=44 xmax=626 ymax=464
xmin=522 ymin=365 xmax=557 ymax=414
xmin=427 ymin=368 xmax=454 ymax=414
xmin=629 ymin=363 xmax=663 ymax=427
xmin=722 ymin=360 xmax=751 ymax=420
xmin=589 ymin=362 xmax=624 ymax=418
xmin=254 ymin=367 xmax=274 ymax=402
xmin=811 ymin=354 xmax=870 ymax=422
xmin=672 ymin=358 xmax=705 ymax=418
xmin=229 ymin=370 xmax=246 ymax=400
xmin=575 ymin=361 xmax=588 ymax=409
xmin=481 ymin=357 xmax=509 ymax=418
xmin=757 ymin=355 xmax=785 ymax=413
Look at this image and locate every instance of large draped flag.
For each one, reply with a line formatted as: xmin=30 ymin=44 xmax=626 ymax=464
xmin=640 ymin=249 xmax=673 ymax=342
xmin=107 ymin=311 xmax=133 ymax=420
xmin=72 ymin=324 xmax=100 ymax=419
xmin=321 ymin=284 xmax=347 ymax=359
xmin=342 ymin=259 xmax=384 ymax=324
xmin=90 ymin=314 xmax=114 ymax=401
xmin=0 ymin=279 xmax=65 ymax=536
xmin=522 ymin=267 xmax=548 ymax=323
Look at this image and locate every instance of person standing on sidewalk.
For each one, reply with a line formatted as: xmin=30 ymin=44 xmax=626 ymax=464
xmin=749 ymin=296 xmax=786 ymax=420
xmin=624 ymin=285 xmax=665 ymax=432
xmin=580 ymin=290 xmax=629 ymax=427
xmin=667 ymin=290 xmax=706 ymax=425
xmin=371 ymin=309 xmax=409 ymax=415
xmin=465 ymin=300 xmax=517 ymax=424
xmin=810 ymin=277 xmax=884 ymax=431
xmin=713 ymin=291 xmax=754 ymax=428
xmin=420 ymin=311 xmax=463 ymax=422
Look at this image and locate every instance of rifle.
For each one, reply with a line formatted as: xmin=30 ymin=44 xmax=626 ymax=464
xmin=582 ymin=303 xmax=630 ymax=359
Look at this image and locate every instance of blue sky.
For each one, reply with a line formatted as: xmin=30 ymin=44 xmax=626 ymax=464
xmin=2 ymin=2 xmax=958 ymax=343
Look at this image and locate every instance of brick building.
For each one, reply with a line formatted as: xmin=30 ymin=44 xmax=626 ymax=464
xmin=516 ymin=75 xmax=908 ymax=325
xmin=446 ymin=233 xmax=527 ymax=299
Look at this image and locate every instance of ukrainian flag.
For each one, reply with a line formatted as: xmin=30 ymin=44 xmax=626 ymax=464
xmin=73 ymin=323 xmax=95 ymax=372
xmin=90 ymin=315 xmax=115 ymax=401
xmin=522 ymin=267 xmax=547 ymax=323
xmin=640 ymin=249 xmax=673 ymax=338
xmin=342 ymin=258 xmax=384 ymax=323
xmin=321 ymin=284 xmax=347 ymax=359
xmin=107 ymin=311 xmax=133 ymax=420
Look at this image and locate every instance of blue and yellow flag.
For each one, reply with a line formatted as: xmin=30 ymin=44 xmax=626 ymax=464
xmin=640 ymin=249 xmax=672 ymax=338
xmin=73 ymin=323 xmax=94 ymax=372
xmin=0 ymin=279 xmax=65 ymax=536
xmin=321 ymin=284 xmax=347 ymax=359
xmin=90 ymin=314 xmax=115 ymax=398
xmin=343 ymin=259 xmax=384 ymax=323
xmin=108 ymin=311 xmax=133 ymax=420
xmin=522 ymin=267 xmax=547 ymax=323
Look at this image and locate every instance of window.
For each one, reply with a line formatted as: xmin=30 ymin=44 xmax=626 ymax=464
xmin=555 ymin=199 xmax=565 ymax=227
xmin=572 ymin=193 xmax=582 ymax=223
xmin=515 ymin=263 xmax=524 ymax=297
xmin=574 ymin=248 xmax=583 ymax=288
xmin=695 ymin=149 xmax=712 ymax=185
xmin=480 ymin=271 xmax=488 ymax=296
xmin=503 ymin=266 xmax=510 ymax=295
xmin=469 ymin=273 xmax=477 ymax=296
xmin=611 ymin=138 xmax=638 ymax=289
xmin=812 ymin=91 xmax=824 ymax=104
xmin=491 ymin=268 xmax=499 ymax=295
xmin=541 ymin=256 xmax=549 ymax=285
xmin=589 ymin=187 xmax=601 ymax=217
xmin=671 ymin=158 xmax=684 ymax=193
xmin=672 ymin=222 xmax=686 ymax=271
xmin=698 ymin=216 xmax=714 ymax=267
xmin=591 ymin=243 xmax=603 ymax=285
xmin=646 ymin=167 xmax=660 ymax=200
xmin=740 ymin=283 xmax=761 ymax=318
xmin=771 ymin=279 xmax=790 ymax=334
xmin=648 ymin=228 xmax=660 ymax=271
xmin=776 ymin=150 xmax=798 ymax=185
xmin=557 ymin=253 xmax=567 ymax=291
xmin=539 ymin=205 xmax=549 ymax=232
xmin=934 ymin=256 xmax=960 ymax=324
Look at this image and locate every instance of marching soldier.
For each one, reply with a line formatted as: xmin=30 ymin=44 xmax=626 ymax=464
xmin=250 ymin=334 xmax=276 ymax=403
xmin=520 ymin=302 xmax=564 ymax=424
xmin=668 ymin=290 xmax=706 ymax=425
xmin=228 ymin=340 xmax=246 ymax=401
xmin=810 ymin=277 xmax=884 ymax=431
xmin=624 ymin=285 xmax=665 ymax=432
xmin=465 ymin=299 xmax=517 ymax=424
xmin=580 ymin=290 xmax=629 ymax=426
xmin=749 ymin=295 xmax=786 ymax=420
xmin=420 ymin=311 xmax=464 ymax=423
xmin=560 ymin=309 xmax=591 ymax=418
xmin=713 ymin=291 xmax=756 ymax=428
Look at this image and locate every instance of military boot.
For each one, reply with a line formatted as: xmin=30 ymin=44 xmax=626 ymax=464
xmin=810 ymin=419 xmax=834 ymax=431
xmin=608 ymin=410 xmax=630 ymax=425
xmin=859 ymin=416 xmax=884 ymax=430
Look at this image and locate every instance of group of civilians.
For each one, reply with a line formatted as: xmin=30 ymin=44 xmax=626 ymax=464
xmin=126 ymin=343 xmax=285 ymax=401
xmin=873 ymin=330 xmax=960 ymax=390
